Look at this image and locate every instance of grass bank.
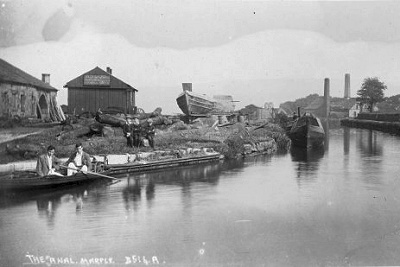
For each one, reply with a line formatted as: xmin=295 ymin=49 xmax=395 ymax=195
xmin=0 ymin=118 xmax=291 ymax=164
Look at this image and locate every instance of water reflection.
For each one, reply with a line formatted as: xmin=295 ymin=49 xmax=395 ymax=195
xmin=357 ymin=129 xmax=383 ymax=157
xmin=122 ymin=177 xmax=142 ymax=212
xmin=121 ymin=162 xmax=224 ymax=212
xmin=322 ymin=119 xmax=330 ymax=151
xmin=290 ymin=146 xmax=325 ymax=186
xmin=344 ymin=127 xmax=350 ymax=154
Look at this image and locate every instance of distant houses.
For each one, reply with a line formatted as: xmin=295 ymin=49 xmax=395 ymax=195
xmin=279 ymin=74 xmax=373 ymax=119
xmin=64 ymin=66 xmax=138 ymax=116
xmin=239 ymin=102 xmax=274 ymax=121
xmin=0 ymin=58 xmax=64 ymax=121
xmin=303 ymin=97 xmax=361 ymax=118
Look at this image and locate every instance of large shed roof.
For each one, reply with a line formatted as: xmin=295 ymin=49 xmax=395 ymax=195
xmin=0 ymin=58 xmax=57 ymax=91
xmin=64 ymin=66 xmax=137 ymax=91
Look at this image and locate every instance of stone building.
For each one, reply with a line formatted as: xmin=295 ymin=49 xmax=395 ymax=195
xmin=0 ymin=58 xmax=63 ymax=121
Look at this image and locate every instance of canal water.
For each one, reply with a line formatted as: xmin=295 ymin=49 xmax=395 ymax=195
xmin=2 ymin=127 xmax=400 ymax=266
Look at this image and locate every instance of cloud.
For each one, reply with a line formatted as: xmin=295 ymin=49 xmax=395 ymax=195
xmin=1 ymin=27 xmax=400 ymax=114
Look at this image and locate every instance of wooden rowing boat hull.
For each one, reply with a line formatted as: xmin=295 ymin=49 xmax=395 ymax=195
xmin=106 ymin=153 xmax=223 ymax=175
xmin=0 ymin=171 xmax=105 ymax=190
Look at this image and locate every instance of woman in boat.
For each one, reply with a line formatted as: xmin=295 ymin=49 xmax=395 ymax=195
xmin=36 ymin=145 xmax=64 ymax=177
xmin=65 ymin=142 xmax=92 ymax=176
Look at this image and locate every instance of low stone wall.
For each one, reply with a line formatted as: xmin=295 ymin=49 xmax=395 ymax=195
xmin=357 ymin=113 xmax=400 ymax=122
xmin=341 ymin=118 xmax=400 ymax=135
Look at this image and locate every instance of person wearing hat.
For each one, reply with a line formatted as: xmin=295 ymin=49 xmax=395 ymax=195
xmin=131 ymin=117 xmax=142 ymax=148
xmin=144 ymin=118 xmax=156 ymax=149
xmin=65 ymin=142 xmax=92 ymax=176
xmin=122 ymin=117 xmax=134 ymax=148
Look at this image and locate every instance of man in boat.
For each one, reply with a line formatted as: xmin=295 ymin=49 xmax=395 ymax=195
xmin=65 ymin=142 xmax=92 ymax=176
xmin=122 ymin=117 xmax=134 ymax=148
xmin=292 ymin=112 xmax=298 ymax=121
xmin=36 ymin=145 xmax=64 ymax=177
xmin=131 ymin=116 xmax=142 ymax=148
xmin=144 ymin=118 xmax=156 ymax=149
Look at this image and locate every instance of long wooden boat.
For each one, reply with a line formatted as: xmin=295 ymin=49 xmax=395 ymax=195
xmin=0 ymin=171 xmax=110 ymax=191
xmin=176 ymin=90 xmax=235 ymax=116
xmin=287 ymin=113 xmax=325 ymax=148
xmin=0 ymin=153 xmax=223 ymax=190
xmin=105 ymin=152 xmax=223 ymax=175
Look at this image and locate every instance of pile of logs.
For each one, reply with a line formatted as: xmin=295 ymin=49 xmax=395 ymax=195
xmin=56 ymin=107 xmax=173 ymax=141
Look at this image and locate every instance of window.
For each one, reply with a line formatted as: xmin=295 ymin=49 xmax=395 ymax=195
xmin=21 ymin=94 xmax=26 ymax=112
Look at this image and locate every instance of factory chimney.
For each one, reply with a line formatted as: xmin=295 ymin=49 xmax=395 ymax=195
xmin=324 ymin=78 xmax=330 ymax=118
xmin=344 ymin=73 xmax=350 ymax=99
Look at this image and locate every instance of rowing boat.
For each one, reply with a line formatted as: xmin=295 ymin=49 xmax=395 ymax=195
xmin=0 ymin=170 xmax=110 ymax=190
xmin=0 ymin=152 xmax=223 ymax=190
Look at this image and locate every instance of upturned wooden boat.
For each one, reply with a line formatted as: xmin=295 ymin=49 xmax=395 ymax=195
xmin=176 ymin=90 xmax=235 ymax=116
xmin=0 ymin=170 xmax=111 ymax=191
xmin=287 ymin=113 xmax=325 ymax=148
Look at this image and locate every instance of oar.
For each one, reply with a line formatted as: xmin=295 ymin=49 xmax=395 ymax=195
xmin=60 ymin=165 xmax=120 ymax=181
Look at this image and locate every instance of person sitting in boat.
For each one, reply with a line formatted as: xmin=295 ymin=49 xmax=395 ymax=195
xmin=144 ymin=118 xmax=156 ymax=149
xmin=65 ymin=142 xmax=92 ymax=176
xmin=131 ymin=117 xmax=142 ymax=148
xmin=36 ymin=145 xmax=64 ymax=177
xmin=292 ymin=112 xmax=298 ymax=121
xmin=122 ymin=117 xmax=134 ymax=148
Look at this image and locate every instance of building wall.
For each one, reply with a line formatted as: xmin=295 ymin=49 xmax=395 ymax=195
xmin=0 ymin=82 xmax=56 ymax=119
xmin=68 ymin=87 xmax=135 ymax=115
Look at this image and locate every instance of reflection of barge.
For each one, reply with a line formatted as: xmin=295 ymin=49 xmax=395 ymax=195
xmin=176 ymin=83 xmax=235 ymax=116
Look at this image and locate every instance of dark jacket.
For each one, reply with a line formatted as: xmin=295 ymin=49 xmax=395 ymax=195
xmin=131 ymin=124 xmax=142 ymax=135
xmin=36 ymin=153 xmax=63 ymax=177
xmin=145 ymin=125 xmax=155 ymax=136
xmin=122 ymin=123 xmax=132 ymax=137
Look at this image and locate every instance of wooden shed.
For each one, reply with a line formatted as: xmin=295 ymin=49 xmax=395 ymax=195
xmin=0 ymin=58 xmax=64 ymax=121
xmin=64 ymin=66 xmax=138 ymax=115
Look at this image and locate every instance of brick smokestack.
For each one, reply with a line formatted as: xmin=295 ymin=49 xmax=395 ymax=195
xmin=42 ymin=73 xmax=50 ymax=84
xmin=182 ymin=83 xmax=192 ymax=92
xmin=344 ymin=73 xmax=350 ymax=99
xmin=324 ymin=78 xmax=330 ymax=117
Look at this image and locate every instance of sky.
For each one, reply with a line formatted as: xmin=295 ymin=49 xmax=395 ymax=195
xmin=1 ymin=0 xmax=400 ymax=114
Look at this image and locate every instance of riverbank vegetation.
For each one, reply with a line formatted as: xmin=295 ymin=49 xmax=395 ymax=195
xmin=0 ymin=117 xmax=291 ymax=165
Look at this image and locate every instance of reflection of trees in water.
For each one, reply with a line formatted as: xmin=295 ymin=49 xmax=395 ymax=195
xmin=290 ymin=146 xmax=325 ymax=187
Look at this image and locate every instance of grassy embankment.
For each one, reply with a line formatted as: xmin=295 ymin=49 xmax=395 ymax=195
xmin=0 ymin=118 xmax=291 ymax=164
